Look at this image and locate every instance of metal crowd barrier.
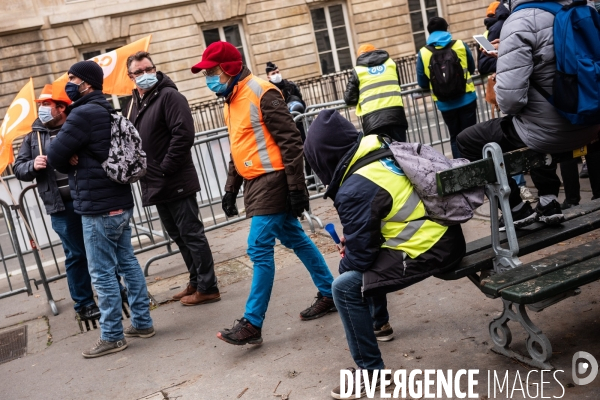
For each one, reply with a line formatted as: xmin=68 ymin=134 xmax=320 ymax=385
xmin=0 ymin=76 xmax=496 ymax=315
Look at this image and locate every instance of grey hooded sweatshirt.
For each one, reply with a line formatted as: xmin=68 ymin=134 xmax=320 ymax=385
xmin=496 ymin=0 xmax=600 ymax=153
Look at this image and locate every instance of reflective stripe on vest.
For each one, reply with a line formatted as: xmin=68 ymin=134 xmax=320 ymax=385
xmin=224 ymin=74 xmax=285 ymax=180
xmin=419 ymin=40 xmax=476 ymax=102
xmin=354 ymin=58 xmax=403 ymax=117
xmin=345 ymin=135 xmax=447 ymax=258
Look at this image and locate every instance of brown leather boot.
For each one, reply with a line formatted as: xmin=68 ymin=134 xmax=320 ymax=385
xmin=180 ymin=291 xmax=221 ymax=306
xmin=172 ymin=284 xmax=196 ymax=301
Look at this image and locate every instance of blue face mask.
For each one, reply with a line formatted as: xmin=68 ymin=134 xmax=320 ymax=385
xmin=135 ymin=73 xmax=158 ymax=90
xmin=206 ymin=75 xmax=229 ymax=94
xmin=38 ymin=106 xmax=55 ymax=124
xmin=65 ymin=82 xmax=83 ymax=102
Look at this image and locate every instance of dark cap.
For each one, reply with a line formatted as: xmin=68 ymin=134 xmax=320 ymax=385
xmin=68 ymin=61 xmax=104 ymax=90
xmin=266 ymin=61 xmax=278 ymax=74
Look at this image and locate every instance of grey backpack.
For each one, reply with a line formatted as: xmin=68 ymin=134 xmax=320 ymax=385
xmin=103 ymin=113 xmax=147 ymax=184
xmin=346 ymin=142 xmax=484 ymax=225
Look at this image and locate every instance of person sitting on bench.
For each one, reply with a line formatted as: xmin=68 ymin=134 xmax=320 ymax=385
xmin=457 ymin=0 xmax=600 ymax=230
xmin=304 ymin=110 xmax=467 ymax=399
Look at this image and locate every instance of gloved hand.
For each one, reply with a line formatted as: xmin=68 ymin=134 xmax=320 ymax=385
xmin=288 ymin=190 xmax=310 ymax=218
xmin=222 ymin=192 xmax=238 ymax=217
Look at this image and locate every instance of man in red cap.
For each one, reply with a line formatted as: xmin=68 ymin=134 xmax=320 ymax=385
xmin=14 ymin=83 xmax=103 ymax=321
xmin=191 ymin=41 xmax=335 ymax=346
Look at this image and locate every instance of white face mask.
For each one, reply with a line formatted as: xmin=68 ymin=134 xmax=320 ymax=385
xmin=269 ymin=73 xmax=282 ymax=84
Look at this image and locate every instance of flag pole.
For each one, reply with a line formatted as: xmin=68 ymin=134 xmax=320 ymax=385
xmin=0 ymin=176 xmax=45 ymax=260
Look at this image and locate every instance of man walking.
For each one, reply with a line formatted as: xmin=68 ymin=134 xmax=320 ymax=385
xmin=125 ymin=51 xmax=220 ymax=306
xmin=191 ymin=41 xmax=335 ymax=346
xmin=14 ymin=83 xmax=101 ymax=321
xmin=47 ymin=61 xmax=154 ymax=358
xmin=416 ymin=17 xmax=477 ymax=158
xmin=344 ymin=44 xmax=408 ymax=142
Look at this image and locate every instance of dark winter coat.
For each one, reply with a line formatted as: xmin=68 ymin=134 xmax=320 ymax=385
xmin=14 ymin=119 xmax=66 ymax=215
xmin=477 ymin=3 xmax=510 ymax=75
xmin=344 ymin=50 xmax=408 ymax=135
xmin=126 ymin=72 xmax=200 ymax=207
xmin=224 ymin=67 xmax=306 ymax=217
xmin=47 ymin=91 xmax=133 ymax=215
xmin=272 ymin=79 xmax=305 ymax=107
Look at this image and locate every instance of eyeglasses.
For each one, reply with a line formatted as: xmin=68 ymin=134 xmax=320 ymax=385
xmin=202 ymin=67 xmax=223 ymax=77
xmin=129 ymin=66 xmax=156 ymax=78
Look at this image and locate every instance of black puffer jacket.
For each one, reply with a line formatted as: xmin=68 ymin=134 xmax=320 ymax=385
xmin=47 ymin=91 xmax=133 ymax=215
xmin=127 ymin=72 xmax=200 ymax=207
xmin=14 ymin=119 xmax=65 ymax=215
xmin=344 ymin=50 xmax=408 ymax=135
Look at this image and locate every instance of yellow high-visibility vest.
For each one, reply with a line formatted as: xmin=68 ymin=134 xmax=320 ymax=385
xmin=354 ymin=58 xmax=403 ymax=117
xmin=419 ymin=40 xmax=475 ymax=102
xmin=342 ymin=135 xmax=447 ymax=258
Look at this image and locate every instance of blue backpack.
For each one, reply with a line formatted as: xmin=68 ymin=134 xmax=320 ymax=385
xmin=514 ymin=1 xmax=600 ymax=125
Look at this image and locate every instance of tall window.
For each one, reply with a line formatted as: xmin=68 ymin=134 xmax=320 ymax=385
xmin=310 ymin=4 xmax=354 ymax=75
xmin=202 ymin=24 xmax=248 ymax=66
xmin=408 ymin=0 xmax=442 ymax=51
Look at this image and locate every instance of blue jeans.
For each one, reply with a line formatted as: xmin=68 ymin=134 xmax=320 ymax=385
xmin=244 ymin=212 xmax=334 ymax=328
xmin=369 ymin=294 xmax=389 ymax=330
xmin=332 ymin=270 xmax=384 ymax=371
xmin=50 ymin=200 xmax=95 ymax=312
xmin=82 ymin=208 xmax=153 ymax=341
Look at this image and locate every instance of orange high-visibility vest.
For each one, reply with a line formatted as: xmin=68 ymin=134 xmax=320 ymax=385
xmin=224 ymin=74 xmax=285 ymax=180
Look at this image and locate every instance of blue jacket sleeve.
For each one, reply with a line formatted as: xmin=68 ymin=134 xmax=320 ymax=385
xmin=416 ymin=52 xmax=429 ymax=89
xmin=334 ymin=175 xmax=392 ymax=273
xmin=47 ymin=109 xmax=90 ymax=173
xmin=465 ymin=43 xmax=475 ymax=75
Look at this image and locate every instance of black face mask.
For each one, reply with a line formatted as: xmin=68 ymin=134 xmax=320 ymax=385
xmin=65 ymin=82 xmax=84 ymax=102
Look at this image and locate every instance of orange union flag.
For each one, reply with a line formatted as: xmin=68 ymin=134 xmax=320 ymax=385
xmin=54 ymin=35 xmax=152 ymax=96
xmin=0 ymin=78 xmax=37 ymax=173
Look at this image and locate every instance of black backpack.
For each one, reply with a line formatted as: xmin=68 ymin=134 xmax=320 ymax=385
xmin=426 ymin=41 xmax=466 ymax=101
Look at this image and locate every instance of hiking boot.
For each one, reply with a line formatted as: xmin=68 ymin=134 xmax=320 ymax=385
xmin=331 ymin=367 xmax=381 ymax=399
xmin=79 ymin=304 xmax=101 ymax=321
xmin=299 ymin=292 xmax=337 ymax=321
xmin=535 ymin=200 xmax=565 ymax=225
xmin=217 ymin=318 xmax=262 ymax=346
xmin=124 ymin=325 xmax=155 ymax=338
xmin=560 ymin=200 xmax=579 ymax=210
xmin=519 ymin=186 xmax=537 ymax=202
xmin=180 ymin=291 xmax=221 ymax=306
xmin=374 ymin=323 xmax=394 ymax=342
xmin=172 ymin=284 xmax=196 ymax=301
xmin=580 ymin=162 xmax=589 ymax=178
xmin=82 ymin=338 xmax=127 ymax=358
xmin=499 ymin=201 xmax=536 ymax=232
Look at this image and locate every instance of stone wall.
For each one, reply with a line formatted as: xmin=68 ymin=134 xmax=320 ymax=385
xmin=0 ymin=0 xmax=492 ymax=117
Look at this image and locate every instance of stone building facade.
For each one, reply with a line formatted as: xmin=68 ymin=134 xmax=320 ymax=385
xmin=1 ymin=0 xmax=490 ymax=117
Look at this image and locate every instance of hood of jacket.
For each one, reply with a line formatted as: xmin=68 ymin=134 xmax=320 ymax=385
xmin=68 ymin=90 xmax=112 ymax=115
xmin=133 ymin=71 xmax=178 ymax=102
xmin=31 ymin=118 xmax=48 ymax=133
xmin=485 ymin=2 xmax=510 ymax=28
xmin=426 ymin=31 xmax=453 ymax=47
xmin=356 ymin=50 xmax=391 ymax=67
xmin=304 ymin=109 xmax=360 ymax=189
xmin=508 ymin=0 xmax=563 ymax=10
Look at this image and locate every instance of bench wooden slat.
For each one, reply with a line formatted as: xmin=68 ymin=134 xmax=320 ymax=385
xmin=464 ymin=201 xmax=600 ymax=256
xmin=500 ymin=256 xmax=600 ymax=304
xmin=436 ymin=208 xmax=600 ymax=280
xmin=479 ymin=242 xmax=600 ymax=297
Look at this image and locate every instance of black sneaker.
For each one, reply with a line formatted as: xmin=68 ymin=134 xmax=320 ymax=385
xmin=374 ymin=323 xmax=394 ymax=342
xmin=217 ymin=318 xmax=262 ymax=345
xmin=535 ymin=199 xmax=565 ymax=225
xmin=79 ymin=304 xmax=101 ymax=321
xmin=499 ymin=202 xmax=536 ymax=232
xmin=299 ymin=292 xmax=337 ymax=321
xmin=331 ymin=368 xmax=381 ymax=399
xmin=580 ymin=162 xmax=589 ymax=178
xmin=560 ymin=200 xmax=579 ymax=210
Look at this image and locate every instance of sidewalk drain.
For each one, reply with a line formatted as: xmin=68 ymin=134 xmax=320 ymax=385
xmin=0 ymin=325 xmax=27 ymax=364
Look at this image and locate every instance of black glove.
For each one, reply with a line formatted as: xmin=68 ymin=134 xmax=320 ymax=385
xmin=222 ymin=192 xmax=239 ymax=217
xmin=288 ymin=190 xmax=310 ymax=218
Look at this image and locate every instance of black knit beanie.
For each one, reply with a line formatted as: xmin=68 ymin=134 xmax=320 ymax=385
xmin=427 ymin=17 xmax=449 ymax=34
xmin=304 ymin=110 xmax=360 ymax=186
xmin=68 ymin=61 xmax=104 ymax=90
xmin=266 ymin=61 xmax=278 ymax=74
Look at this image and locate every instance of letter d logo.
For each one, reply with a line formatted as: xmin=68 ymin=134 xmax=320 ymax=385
xmin=572 ymin=351 xmax=598 ymax=385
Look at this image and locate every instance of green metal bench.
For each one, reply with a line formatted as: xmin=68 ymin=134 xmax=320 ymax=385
xmin=435 ymin=143 xmax=600 ymax=369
